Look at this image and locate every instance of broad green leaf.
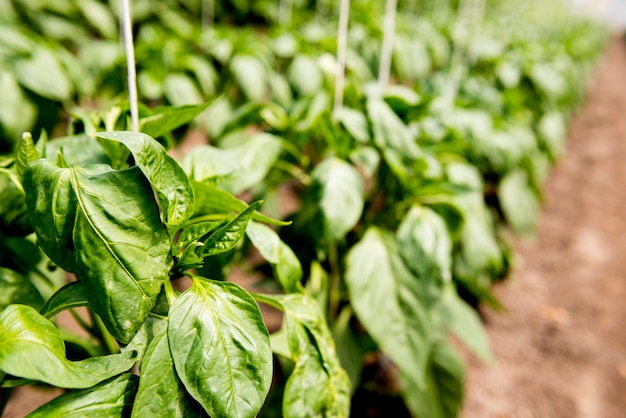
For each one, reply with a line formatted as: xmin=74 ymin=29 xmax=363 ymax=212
xmin=230 ymin=55 xmax=267 ymax=101
xmin=23 ymin=161 xmax=172 ymax=343
xmin=15 ymin=133 xmax=39 ymax=181
xmin=338 ymin=107 xmax=370 ymax=143
xmin=182 ymin=144 xmax=239 ymax=183
xmin=45 ymin=134 xmax=109 ymax=167
xmin=139 ymin=103 xmax=210 ymax=139
xmin=184 ymin=133 xmax=282 ymax=195
xmin=132 ymin=327 xmax=205 ymax=418
xmin=439 ymin=284 xmax=492 ymax=362
xmin=203 ymin=96 xmax=233 ymax=139
xmin=312 ymin=157 xmax=364 ymax=242
xmin=345 ymin=228 xmax=432 ymax=389
xmin=77 ymin=0 xmax=117 ymax=39
xmin=538 ymin=111 xmax=566 ymax=160
xmin=383 ymin=85 xmax=421 ymax=111
xmin=191 ymin=181 xmax=289 ymax=226
xmin=401 ymin=343 xmax=465 ymax=418
xmin=39 ymin=281 xmax=88 ymax=319
xmin=0 ymin=268 xmax=43 ymax=310
xmin=367 ymin=97 xmax=421 ymax=159
xmin=168 ymin=278 xmax=272 ymax=418
xmin=0 ymin=305 xmax=137 ymax=388
xmin=0 ymin=71 xmax=37 ymax=140
xmin=288 ymin=55 xmax=323 ymax=96
xmin=498 ymin=169 xmax=540 ymax=235
xmin=164 ymin=73 xmax=203 ymax=106
xmin=27 ymin=374 xmax=139 ymax=418
xmin=396 ymin=206 xmax=451 ymax=308
xmin=255 ymin=293 xmax=351 ymax=418
xmin=97 ymin=131 xmax=194 ymax=228
xmin=245 ymin=221 xmax=302 ymax=293
xmin=202 ymin=201 xmax=261 ymax=256
xmin=13 ymin=47 xmax=73 ymax=101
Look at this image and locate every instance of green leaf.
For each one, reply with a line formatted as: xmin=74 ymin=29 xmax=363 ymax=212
xmin=184 ymin=134 xmax=282 ymax=195
xmin=13 ymin=47 xmax=73 ymax=101
xmin=132 ymin=327 xmax=205 ymax=418
xmin=538 ymin=111 xmax=566 ymax=160
xmin=0 ymin=71 xmax=37 ymax=140
xmin=15 ymin=134 xmax=39 ymax=181
xmin=139 ymin=103 xmax=210 ymax=139
xmin=245 ymin=221 xmax=302 ymax=293
xmin=27 ymin=374 xmax=139 ymax=418
xmin=331 ymin=307 xmax=364 ymax=392
xmin=168 ymin=277 xmax=272 ymax=418
xmin=202 ymin=201 xmax=261 ymax=256
xmin=23 ymin=161 xmax=172 ymax=343
xmin=345 ymin=228 xmax=432 ymax=389
xmin=45 ymin=134 xmax=109 ymax=167
xmin=254 ymin=293 xmax=351 ymax=418
xmin=311 ymin=157 xmax=364 ymax=241
xmin=396 ymin=206 xmax=451 ymax=307
xmin=39 ymin=281 xmax=88 ymax=319
xmin=0 ymin=305 xmax=137 ymax=388
xmin=191 ymin=181 xmax=288 ymax=226
xmin=288 ymin=55 xmax=323 ymax=96
xmin=163 ymin=73 xmax=203 ymax=106
xmin=230 ymin=55 xmax=267 ymax=101
xmin=439 ymin=284 xmax=492 ymax=362
xmin=338 ymin=107 xmax=370 ymax=143
xmin=175 ymin=220 xmax=224 ymax=252
xmin=498 ymin=169 xmax=540 ymax=235
xmin=367 ymin=98 xmax=421 ymax=159
xmin=401 ymin=343 xmax=465 ymax=418
xmin=96 ymin=131 xmax=194 ymax=228
xmin=0 ymin=268 xmax=43 ymax=310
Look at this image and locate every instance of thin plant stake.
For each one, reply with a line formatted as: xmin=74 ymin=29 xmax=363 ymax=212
xmin=332 ymin=0 xmax=351 ymax=122
xmin=121 ymin=0 xmax=139 ymax=132
xmin=378 ymin=0 xmax=398 ymax=88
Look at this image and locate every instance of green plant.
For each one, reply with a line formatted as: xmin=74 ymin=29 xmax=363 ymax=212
xmin=0 ymin=123 xmax=351 ymax=416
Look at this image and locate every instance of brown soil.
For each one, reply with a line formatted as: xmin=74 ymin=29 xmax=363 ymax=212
xmin=462 ymin=35 xmax=626 ymax=418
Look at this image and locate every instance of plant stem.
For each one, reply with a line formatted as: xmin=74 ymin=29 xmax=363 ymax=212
xmin=378 ymin=0 xmax=398 ymax=88
xmin=332 ymin=0 xmax=351 ymax=122
xmin=90 ymin=311 xmax=119 ymax=354
xmin=163 ymin=277 xmax=178 ymax=307
xmin=121 ymin=0 xmax=139 ymax=132
xmin=69 ymin=308 xmax=93 ymax=336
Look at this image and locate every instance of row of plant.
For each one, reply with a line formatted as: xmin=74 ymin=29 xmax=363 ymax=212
xmin=0 ymin=0 xmax=608 ymax=417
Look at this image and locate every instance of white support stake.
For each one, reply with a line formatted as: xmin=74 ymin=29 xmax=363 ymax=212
xmin=332 ymin=0 xmax=351 ymax=122
xmin=121 ymin=0 xmax=139 ymax=132
xmin=378 ymin=0 xmax=398 ymax=88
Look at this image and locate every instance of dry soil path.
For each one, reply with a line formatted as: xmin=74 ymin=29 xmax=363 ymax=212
xmin=462 ymin=35 xmax=626 ymax=418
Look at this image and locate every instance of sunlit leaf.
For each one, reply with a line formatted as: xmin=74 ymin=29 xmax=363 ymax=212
xmin=245 ymin=221 xmax=302 ymax=293
xmin=24 ymin=161 xmax=172 ymax=343
xmin=345 ymin=228 xmax=432 ymax=389
xmin=27 ymin=374 xmax=139 ymax=418
xmin=97 ymin=131 xmax=195 ymax=228
xmin=0 ymin=305 xmax=137 ymax=388
xmin=168 ymin=277 xmax=272 ymax=418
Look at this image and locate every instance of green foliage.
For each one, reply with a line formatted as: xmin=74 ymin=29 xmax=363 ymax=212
xmin=0 ymin=0 xmax=609 ymax=417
